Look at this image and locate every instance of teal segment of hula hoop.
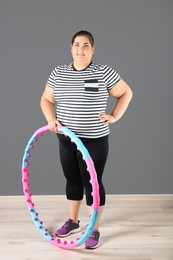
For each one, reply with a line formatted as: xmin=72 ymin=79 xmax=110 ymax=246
xmin=22 ymin=133 xmax=37 ymax=169
xmin=29 ymin=208 xmax=52 ymax=242
xmin=59 ymin=127 xmax=91 ymax=160
xmin=76 ymin=210 xmax=99 ymax=246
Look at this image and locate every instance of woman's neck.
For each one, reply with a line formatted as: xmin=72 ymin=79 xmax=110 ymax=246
xmin=73 ymin=61 xmax=92 ymax=71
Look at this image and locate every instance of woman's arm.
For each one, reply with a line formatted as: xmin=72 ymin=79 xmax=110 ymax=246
xmin=99 ymin=79 xmax=133 ymax=124
xmin=40 ymin=84 xmax=62 ymax=132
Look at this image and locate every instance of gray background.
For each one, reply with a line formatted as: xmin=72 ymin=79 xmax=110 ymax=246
xmin=0 ymin=0 xmax=172 ymax=196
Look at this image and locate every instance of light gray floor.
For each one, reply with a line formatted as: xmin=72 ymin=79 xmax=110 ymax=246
xmin=0 ymin=195 xmax=173 ymax=260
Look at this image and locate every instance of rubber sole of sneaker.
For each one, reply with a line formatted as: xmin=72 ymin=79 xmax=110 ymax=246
xmin=85 ymin=244 xmax=99 ymax=249
xmin=55 ymin=227 xmax=81 ymax=238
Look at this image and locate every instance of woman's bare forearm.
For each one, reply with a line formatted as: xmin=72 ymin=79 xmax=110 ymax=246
xmin=111 ymin=88 xmax=133 ymax=121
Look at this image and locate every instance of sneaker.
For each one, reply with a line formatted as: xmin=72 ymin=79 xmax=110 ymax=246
xmin=55 ymin=219 xmax=80 ymax=237
xmin=85 ymin=229 xmax=100 ymax=249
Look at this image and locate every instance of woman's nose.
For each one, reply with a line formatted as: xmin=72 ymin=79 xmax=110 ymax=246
xmin=79 ymin=46 xmax=84 ymax=52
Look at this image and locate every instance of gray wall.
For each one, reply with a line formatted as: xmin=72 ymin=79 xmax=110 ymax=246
xmin=0 ymin=0 xmax=172 ymax=196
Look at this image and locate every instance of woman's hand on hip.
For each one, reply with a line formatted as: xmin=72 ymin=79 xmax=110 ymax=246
xmin=99 ymin=112 xmax=117 ymax=125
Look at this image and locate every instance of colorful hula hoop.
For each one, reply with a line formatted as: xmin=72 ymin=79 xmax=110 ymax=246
xmin=22 ymin=125 xmax=100 ymax=249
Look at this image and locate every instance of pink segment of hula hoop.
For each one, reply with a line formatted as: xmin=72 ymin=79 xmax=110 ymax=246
xmin=22 ymin=167 xmax=34 ymax=209
xmin=34 ymin=125 xmax=49 ymax=137
xmin=85 ymin=158 xmax=100 ymax=210
xmin=50 ymin=239 xmax=78 ymax=249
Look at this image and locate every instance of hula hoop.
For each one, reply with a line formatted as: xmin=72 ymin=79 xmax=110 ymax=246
xmin=22 ymin=125 xmax=100 ymax=249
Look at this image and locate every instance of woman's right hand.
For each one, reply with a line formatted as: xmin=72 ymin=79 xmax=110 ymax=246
xmin=48 ymin=119 xmax=62 ymax=133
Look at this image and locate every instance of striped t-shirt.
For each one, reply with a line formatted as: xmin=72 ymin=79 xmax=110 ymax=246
xmin=47 ymin=62 xmax=121 ymax=138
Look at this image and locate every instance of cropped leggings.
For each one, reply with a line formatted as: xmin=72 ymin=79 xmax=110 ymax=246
xmin=57 ymin=133 xmax=109 ymax=206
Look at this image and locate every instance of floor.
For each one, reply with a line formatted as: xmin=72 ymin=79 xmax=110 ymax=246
xmin=0 ymin=194 xmax=173 ymax=260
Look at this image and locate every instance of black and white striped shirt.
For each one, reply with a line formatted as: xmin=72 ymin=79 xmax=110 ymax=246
xmin=47 ymin=62 xmax=121 ymax=138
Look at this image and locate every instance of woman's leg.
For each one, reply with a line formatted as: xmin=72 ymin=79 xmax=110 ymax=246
xmin=57 ymin=134 xmax=84 ymax=222
xmin=77 ymin=135 xmax=109 ymax=230
xmin=67 ymin=200 xmax=83 ymax=223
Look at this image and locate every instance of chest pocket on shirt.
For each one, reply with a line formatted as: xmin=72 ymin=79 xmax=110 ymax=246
xmin=84 ymin=79 xmax=99 ymax=92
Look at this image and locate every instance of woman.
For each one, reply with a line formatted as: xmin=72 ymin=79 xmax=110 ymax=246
xmin=40 ymin=30 xmax=133 ymax=249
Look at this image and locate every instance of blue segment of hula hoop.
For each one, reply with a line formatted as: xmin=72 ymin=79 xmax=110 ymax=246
xmin=76 ymin=210 xmax=99 ymax=246
xmin=29 ymin=208 xmax=52 ymax=242
xmin=59 ymin=127 xmax=91 ymax=160
xmin=22 ymin=133 xmax=37 ymax=169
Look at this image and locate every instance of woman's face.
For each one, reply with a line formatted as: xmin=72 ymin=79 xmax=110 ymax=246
xmin=71 ymin=35 xmax=94 ymax=65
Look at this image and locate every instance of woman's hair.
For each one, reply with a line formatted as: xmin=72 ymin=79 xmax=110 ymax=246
xmin=71 ymin=30 xmax=94 ymax=47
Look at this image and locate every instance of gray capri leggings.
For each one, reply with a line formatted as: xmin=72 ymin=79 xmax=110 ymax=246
xmin=56 ymin=133 xmax=109 ymax=206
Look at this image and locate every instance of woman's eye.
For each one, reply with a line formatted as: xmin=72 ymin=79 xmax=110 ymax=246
xmin=74 ymin=44 xmax=90 ymax=48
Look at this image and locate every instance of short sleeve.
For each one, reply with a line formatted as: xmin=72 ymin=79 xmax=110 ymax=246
xmin=102 ymin=65 xmax=121 ymax=90
xmin=47 ymin=67 xmax=59 ymax=89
